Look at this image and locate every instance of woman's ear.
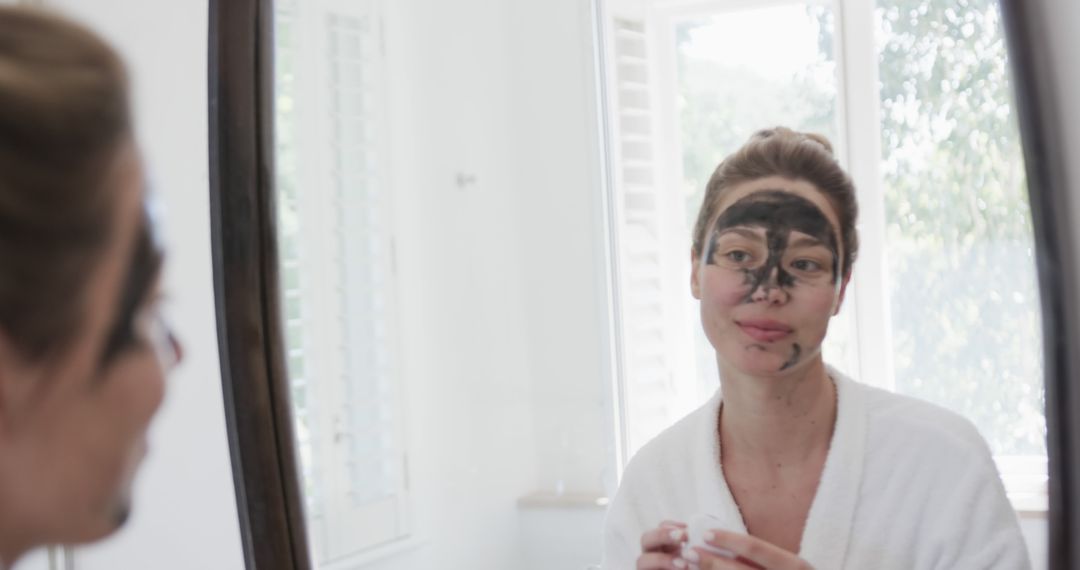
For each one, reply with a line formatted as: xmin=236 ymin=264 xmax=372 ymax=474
xmin=690 ymin=249 xmax=702 ymax=300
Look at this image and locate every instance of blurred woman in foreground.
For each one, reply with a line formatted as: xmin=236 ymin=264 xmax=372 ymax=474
xmin=0 ymin=7 xmax=180 ymax=567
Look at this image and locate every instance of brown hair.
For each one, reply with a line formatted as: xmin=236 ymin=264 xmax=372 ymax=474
xmin=691 ymin=127 xmax=859 ymax=278
xmin=0 ymin=7 xmax=132 ymax=360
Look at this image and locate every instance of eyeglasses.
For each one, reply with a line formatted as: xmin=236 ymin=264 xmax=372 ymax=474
xmin=137 ymin=309 xmax=182 ymax=371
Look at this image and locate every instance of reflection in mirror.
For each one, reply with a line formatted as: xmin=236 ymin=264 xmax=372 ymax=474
xmin=270 ymin=0 xmax=1046 ymax=568
xmin=604 ymin=0 xmax=1045 ymax=567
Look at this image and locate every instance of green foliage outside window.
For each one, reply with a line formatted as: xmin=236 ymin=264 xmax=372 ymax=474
xmin=877 ymin=0 xmax=1044 ymax=456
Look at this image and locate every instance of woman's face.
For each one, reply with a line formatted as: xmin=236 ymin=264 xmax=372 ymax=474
xmin=0 ymin=143 xmax=181 ymax=547
xmin=691 ymin=176 xmax=848 ymax=377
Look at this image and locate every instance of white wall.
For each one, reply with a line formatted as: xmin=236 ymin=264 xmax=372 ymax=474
xmin=509 ymin=0 xmax=614 ymax=499
xmin=361 ymin=0 xmax=613 ymax=568
xmin=366 ymin=0 xmax=540 ymax=568
xmin=508 ymin=1 xmax=614 ymax=567
xmin=43 ymin=1 xmax=246 ymax=569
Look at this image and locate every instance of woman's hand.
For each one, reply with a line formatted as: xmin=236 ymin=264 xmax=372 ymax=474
xmin=688 ymin=530 xmax=813 ymax=570
xmin=637 ymin=520 xmax=690 ymax=569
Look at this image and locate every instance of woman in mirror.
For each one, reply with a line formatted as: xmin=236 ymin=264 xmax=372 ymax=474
xmin=0 ymin=7 xmax=181 ymax=568
xmin=602 ymin=128 xmax=1029 ymax=569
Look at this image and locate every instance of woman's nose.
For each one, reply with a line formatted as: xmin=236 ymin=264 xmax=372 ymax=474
xmin=749 ymin=267 xmax=789 ymax=304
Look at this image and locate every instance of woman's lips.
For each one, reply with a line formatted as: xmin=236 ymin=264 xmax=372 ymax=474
xmin=736 ymin=319 xmax=793 ymax=343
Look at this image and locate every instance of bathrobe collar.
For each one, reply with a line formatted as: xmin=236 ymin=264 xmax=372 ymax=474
xmin=695 ymin=367 xmax=868 ymax=569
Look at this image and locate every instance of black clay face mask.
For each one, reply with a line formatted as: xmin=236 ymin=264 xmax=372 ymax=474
xmin=704 ymin=189 xmax=840 ymax=302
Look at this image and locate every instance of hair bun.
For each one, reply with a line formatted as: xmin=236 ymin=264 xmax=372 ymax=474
xmin=800 ymin=132 xmax=834 ymax=156
xmin=753 ymin=127 xmax=835 ymax=157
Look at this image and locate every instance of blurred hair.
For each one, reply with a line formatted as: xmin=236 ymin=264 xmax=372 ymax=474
xmin=691 ymin=127 xmax=859 ymax=278
xmin=0 ymin=7 xmax=132 ymax=360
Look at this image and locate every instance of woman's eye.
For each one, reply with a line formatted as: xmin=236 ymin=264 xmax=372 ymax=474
xmin=726 ymin=250 xmax=751 ymax=264
xmin=791 ymin=259 xmax=822 ymax=272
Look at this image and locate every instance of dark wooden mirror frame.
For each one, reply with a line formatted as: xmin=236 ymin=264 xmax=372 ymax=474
xmin=208 ymin=0 xmax=310 ymax=569
xmin=205 ymin=0 xmax=1076 ymax=568
xmin=1001 ymin=1 xmax=1080 ymax=567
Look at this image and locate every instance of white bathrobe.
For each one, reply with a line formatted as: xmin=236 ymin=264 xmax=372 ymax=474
xmin=602 ymin=369 xmax=1031 ymax=569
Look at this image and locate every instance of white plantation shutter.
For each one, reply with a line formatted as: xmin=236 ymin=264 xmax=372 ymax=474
xmin=607 ymin=16 xmax=698 ymax=457
xmin=274 ymin=0 xmax=409 ymax=565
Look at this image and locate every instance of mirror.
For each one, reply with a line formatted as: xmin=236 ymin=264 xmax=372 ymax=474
xmin=261 ymin=0 xmax=1047 ymax=567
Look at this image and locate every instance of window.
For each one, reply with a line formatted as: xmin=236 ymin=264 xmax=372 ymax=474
xmin=274 ymin=0 xmax=411 ymax=564
xmin=602 ymin=0 xmax=1046 ymax=506
xmin=875 ymin=0 xmax=1045 ymax=505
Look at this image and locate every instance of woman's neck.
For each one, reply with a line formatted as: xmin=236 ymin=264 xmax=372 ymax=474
xmin=717 ymin=358 xmax=837 ymax=465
